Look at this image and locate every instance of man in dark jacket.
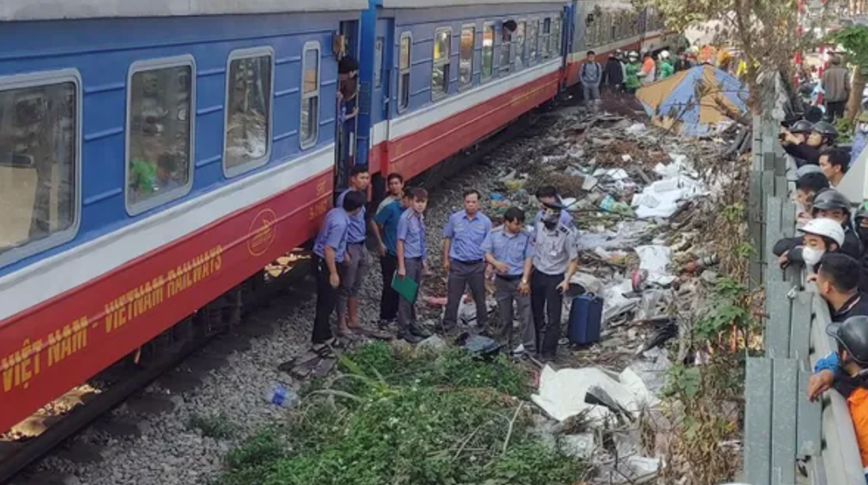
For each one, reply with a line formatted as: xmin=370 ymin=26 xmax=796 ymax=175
xmin=774 ymin=188 xmax=862 ymax=267
xmin=822 ymin=55 xmax=850 ymax=121
xmin=781 ymin=121 xmax=838 ymax=167
xmin=603 ymin=51 xmax=625 ymax=93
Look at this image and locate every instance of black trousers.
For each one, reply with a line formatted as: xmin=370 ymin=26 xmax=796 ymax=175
xmin=531 ymin=270 xmax=565 ymax=357
xmin=379 ymin=253 xmax=399 ymax=320
xmin=312 ymin=256 xmax=337 ymax=345
xmin=826 ymin=100 xmax=846 ymax=120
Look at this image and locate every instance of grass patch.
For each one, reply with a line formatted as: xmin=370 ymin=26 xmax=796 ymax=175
xmin=188 ymin=413 xmax=236 ymax=439
xmin=218 ymin=342 xmax=586 ymax=485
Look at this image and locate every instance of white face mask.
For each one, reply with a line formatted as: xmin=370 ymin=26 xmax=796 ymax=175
xmin=802 ymin=246 xmax=825 ymax=266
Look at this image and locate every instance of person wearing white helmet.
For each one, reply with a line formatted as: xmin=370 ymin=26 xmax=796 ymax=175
xmin=657 ymin=50 xmax=674 ymax=80
xmin=624 ymin=51 xmax=642 ymax=94
xmin=776 ymin=217 xmax=845 ymax=270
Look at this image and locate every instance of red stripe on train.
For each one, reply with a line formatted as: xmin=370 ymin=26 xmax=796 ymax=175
xmin=370 ymin=70 xmax=560 ymax=179
xmin=0 ymin=170 xmax=333 ymax=433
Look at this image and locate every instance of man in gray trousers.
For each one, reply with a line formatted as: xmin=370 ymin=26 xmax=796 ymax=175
xmin=482 ymin=207 xmax=535 ymax=354
xmin=335 ymin=165 xmax=371 ymax=337
xmin=581 ymin=50 xmax=602 ymax=111
xmin=442 ymin=189 xmax=492 ymax=333
xmin=396 ymin=188 xmax=432 ymax=344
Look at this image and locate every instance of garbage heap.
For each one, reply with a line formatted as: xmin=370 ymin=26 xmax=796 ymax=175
xmin=482 ymin=111 xmax=743 ymax=483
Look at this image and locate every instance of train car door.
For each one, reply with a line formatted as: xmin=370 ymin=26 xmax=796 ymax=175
xmin=335 ymin=20 xmax=361 ymax=193
xmin=368 ymin=16 xmax=395 ymax=201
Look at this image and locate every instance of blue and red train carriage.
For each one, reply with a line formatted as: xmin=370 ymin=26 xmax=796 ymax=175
xmin=0 ymin=0 xmax=672 ymax=434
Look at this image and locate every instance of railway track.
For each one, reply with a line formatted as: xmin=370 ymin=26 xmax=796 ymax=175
xmin=0 ymin=254 xmax=310 ymax=485
xmin=0 ymin=106 xmax=557 ymax=485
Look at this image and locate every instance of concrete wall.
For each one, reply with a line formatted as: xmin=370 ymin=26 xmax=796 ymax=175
xmin=0 ymin=0 xmax=368 ymax=21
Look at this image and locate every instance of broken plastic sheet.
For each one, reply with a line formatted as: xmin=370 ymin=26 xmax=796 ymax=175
xmin=593 ymin=167 xmax=630 ymax=181
xmin=635 ymin=245 xmax=675 ymax=286
xmin=577 ymin=221 xmax=650 ymax=251
xmin=457 ymin=296 xmax=497 ymax=326
xmin=531 ymin=365 xmax=656 ymax=423
xmin=603 ymin=279 xmax=641 ymax=324
xmin=631 ymin=155 xmax=705 ymax=219
xmin=628 ymin=347 xmax=672 ymax=396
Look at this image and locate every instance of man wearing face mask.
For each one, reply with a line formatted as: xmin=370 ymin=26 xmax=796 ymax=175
xmin=775 ymin=188 xmax=862 ymax=265
xmin=530 ymin=201 xmax=579 ymax=362
xmin=776 ymin=218 xmax=845 ymax=270
xmin=806 ymin=315 xmax=868 ymax=477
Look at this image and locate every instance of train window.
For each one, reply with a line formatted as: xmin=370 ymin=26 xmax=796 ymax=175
xmin=515 ymin=21 xmax=526 ymax=70
xmin=0 ymin=71 xmax=79 ymax=262
xmin=459 ymin=26 xmax=475 ymax=89
xmin=432 ymin=27 xmax=451 ymax=100
xmin=541 ymin=18 xmax=551 ymax=59
xmin=552 ymin=17 xmax=561 ymax=56
xmin=224 ymin=48 xmax=273 ymax=177
xmin=481 ymin=22 xmax=495 ymax=81
xmin=528 ymin=19 xmax=538 ymax=63
xmin=375 ymin=37 xmax=385 ymax=89
xmin=398 ymin=32 xmax=411 ymax=112
xmin=300 ymin=42 xmax=320 ymax=150
xmin=500 ymin=22 xmax=512 ymax=74
xmin=126 ymin=58 xmax=194 ymax=215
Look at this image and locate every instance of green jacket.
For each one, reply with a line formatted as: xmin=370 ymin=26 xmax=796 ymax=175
xmin=657 ymin=60 xmax=674 ymax=80
xmin=625 ymin=62 xmax=642 ymax=89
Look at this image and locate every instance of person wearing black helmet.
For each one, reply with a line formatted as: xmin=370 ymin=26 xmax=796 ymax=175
xmin=775 ymin=188 xmax=862 ymax=268
xmin=813 ymin=188 xmax=861 ymax=254
xmin=806 ymin=314 xmax=868 ymax=474
xmin=781 ymin=119 xmax=813 ymax=145
xmin=781 ymin=120 xmax=837 ymax=167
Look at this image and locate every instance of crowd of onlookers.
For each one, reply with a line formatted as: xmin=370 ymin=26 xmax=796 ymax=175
xmin=775 ymin=108 xmax=868 ymax=478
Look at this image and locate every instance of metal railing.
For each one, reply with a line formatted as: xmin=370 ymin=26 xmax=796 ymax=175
xmin=745 ymin=114 xmax=864 ymax=485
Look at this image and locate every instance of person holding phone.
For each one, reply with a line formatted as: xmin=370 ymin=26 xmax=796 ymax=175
xmin=530 ymin=200 xmax=579 ymax=362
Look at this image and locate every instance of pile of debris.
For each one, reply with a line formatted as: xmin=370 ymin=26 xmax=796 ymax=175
xmin=454 ymin=109 xmax=742 ymax=483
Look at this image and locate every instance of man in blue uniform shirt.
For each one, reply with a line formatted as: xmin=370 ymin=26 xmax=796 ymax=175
xmin=396 ymin=188 xmax=432 ymax=343
xmin=372 ymin=189 xmax=412 ymax=327
xmin=311 ymin=191 xmax=366 ymax=354
xmin=442 ymin=189 xmax=492 ymax=332
xmin=482 ymin=207 xmax=535 ymax=354
xmin=533 ymin=186 xmax=574 ymax=229
xmin=335 ymin=165 xmax=371 ymax=337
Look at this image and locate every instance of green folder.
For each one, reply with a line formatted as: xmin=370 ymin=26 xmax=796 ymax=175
xmin=391 ymin=272 xmax=418 ymax=303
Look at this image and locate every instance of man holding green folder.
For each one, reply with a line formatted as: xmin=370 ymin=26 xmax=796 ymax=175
xmin=395 ymin=188 xmax=432 ymax=344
